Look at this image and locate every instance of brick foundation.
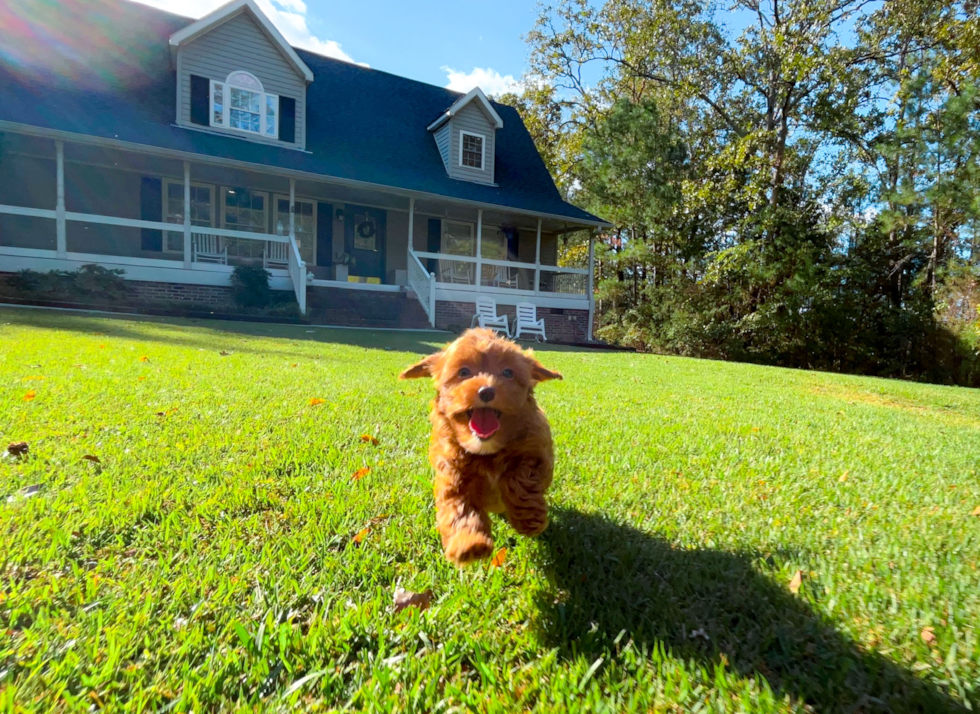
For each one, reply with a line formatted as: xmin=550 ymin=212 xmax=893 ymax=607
xmin=128 ymin=280 xmax=238 ymax=308
xmin=435 ymin=300 xmax=591 ymax=343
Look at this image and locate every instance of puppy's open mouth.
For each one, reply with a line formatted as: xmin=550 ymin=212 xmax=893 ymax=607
xmin=467 ymin=407 xmax=501 ymax=440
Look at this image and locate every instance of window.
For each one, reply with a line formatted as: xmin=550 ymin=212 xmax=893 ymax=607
xmin=274 ymin=196 xmax=316 ymax=265
xmin=162 ymin=180 xmax=214 ymax=253
xmin=222 ymin=188 xmax=268 ymax=260
xmin=442 ymin=221 xmax=475 ymax=256
xmin=210 ymin=72 xmax=278 ymax=138
xmin=459 ymin=131 xmax=485 ymax=170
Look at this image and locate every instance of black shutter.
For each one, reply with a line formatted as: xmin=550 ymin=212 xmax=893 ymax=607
xmin=279 ymin=97 xmax=296 ymax=143
xmin=140 ymin=177 xmax=163 ymax=252
xmin=316 ymin=202 xmax=333 ymax=266
xmin=426 ymin=218 xmax=441 ymax=273
xmin=190 ymin=75 xmax=210 ymax=126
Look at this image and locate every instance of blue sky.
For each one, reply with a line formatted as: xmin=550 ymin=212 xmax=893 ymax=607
xmin=133 ymin=0 xmax=544 ymax=94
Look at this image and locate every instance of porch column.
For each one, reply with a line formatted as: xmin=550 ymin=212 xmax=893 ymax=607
xmin=475 ymin=209 xmax=483 ymax=292
xmin=182 ymin=161 xmax=192 ymax=268
xmin=587 ymin=233 xmax=596 ymax=341
xmin=533 ymin=218 xmax=542 ymax=294
xmin=55 ymin=140 xmax=66 ymax=258
xmin=407 ymin=197 xmax=415 ymax=261
xmin=288 ymin=178 xmax=296 ymax=244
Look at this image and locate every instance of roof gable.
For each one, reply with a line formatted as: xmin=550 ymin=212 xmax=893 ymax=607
xmin=169 ymin=0 xmax=313 ymax=83
xmin=427 ymin=87 xmax=504 ymax=132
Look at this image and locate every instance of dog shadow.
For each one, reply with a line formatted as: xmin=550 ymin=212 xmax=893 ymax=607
xmin=534 ymin=508 xmax=969 ymax=713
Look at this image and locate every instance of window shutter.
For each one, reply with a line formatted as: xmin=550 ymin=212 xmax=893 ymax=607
xmin=140 ymin=177 xmax=163 ymax=252
xmin=279 ymin=97 xmax=296 ymax=143
xmin=190 ymin=75 xmax=209 ymax=126
xmin=426 ymin=218 xmax=441 ymax=273
xmin=316 ymin=202 xmax=333 ymax=266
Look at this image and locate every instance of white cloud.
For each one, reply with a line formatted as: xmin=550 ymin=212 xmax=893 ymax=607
xmin=442 ymin=66 xmax=521 ymax=96
xmin=130 ymin=0 xmax=361 ymax=65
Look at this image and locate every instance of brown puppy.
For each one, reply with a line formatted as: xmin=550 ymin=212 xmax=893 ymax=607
xmin=400 ymin=328 xmax=562 ymax=565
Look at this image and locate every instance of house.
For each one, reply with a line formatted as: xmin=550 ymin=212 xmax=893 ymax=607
xmin=0 ymin=0 xmax=606 ymax=339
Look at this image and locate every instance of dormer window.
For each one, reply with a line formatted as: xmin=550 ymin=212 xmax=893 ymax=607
xmin=460 ymin=131 xmax=485 ymax=170
xmin=210 ymin=71 xmax=278 ymax=137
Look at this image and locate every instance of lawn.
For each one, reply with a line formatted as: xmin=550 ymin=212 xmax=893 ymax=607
xmin=1 ymin=307 xmax=979 ymax=713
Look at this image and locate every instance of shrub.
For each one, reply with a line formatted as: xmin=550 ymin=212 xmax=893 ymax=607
xmin=230 ymin=264 xmax=272 ymax=308
xmin=4 ymin=265 xmax=126 ymax=301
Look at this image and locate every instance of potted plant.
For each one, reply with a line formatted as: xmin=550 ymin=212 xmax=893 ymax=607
xmin=334 ymin=252 xmax=357 ymax=282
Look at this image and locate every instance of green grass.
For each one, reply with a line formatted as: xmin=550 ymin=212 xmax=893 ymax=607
xmin=1 ymin=307 xmax=979 ymax=713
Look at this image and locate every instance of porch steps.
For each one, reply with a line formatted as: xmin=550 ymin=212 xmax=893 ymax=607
xmin=306 ymin=286 xmax=432 ymax=330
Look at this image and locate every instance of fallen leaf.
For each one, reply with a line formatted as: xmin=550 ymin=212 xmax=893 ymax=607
xmin=155 ymin=411 xmax=166 ymax=417
xmin=291 ymin=363 xmax=298 ymax=367
xmin=139 ymin=355 xmax=150 ymax=362
xmin=23 ymin=375 xmax=45 ymax=381
xmin=789 ymin=570 xmax=804 ymax=594
xmin=219 ymin=351 xmax=230 ymax=356
xmin=309 ymin=398 xmax=326 ymax=406
xmin=972 ymin=506 xmax=980 ymax=517
xmin=352 ymin=467 xmax=370 ymax=481
xmin=368 ymin=514 xmax=391 ymax=525
xmin=82 ymin=454 xmax=101 ymax=464
xmin=839 ymin=471 xmax=849 ymax=483
xmin=98 ymin=344 xmax=105 ymax=349
xmin=352 ymin=527 xmax=370 ymax=544
xmin=22 ymin=390 xmax=36 ymax=401
xmin=6 ymin=442 xmax=29 ymax=458
xmin=921 ymin=626 xmax=936 ymax=644
xmin=360 ymin=434 xmax=379 ymax=445
xmin=137 ymin=376 xmax=146 ymax=382
xmin=490 ymin=548 xmax=508 ymax=568
xmin=393 ymin=587 xmax=433 ymax=613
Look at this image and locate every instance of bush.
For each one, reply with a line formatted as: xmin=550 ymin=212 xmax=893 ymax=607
xmin=4 ymin=265 xmax=126 ymax=301
xmin=230 ymin=264 xmax=272 ymax=308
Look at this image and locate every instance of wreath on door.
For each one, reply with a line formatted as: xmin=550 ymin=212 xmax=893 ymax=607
xmin=356 ymin=219 xmax=377 ymax=239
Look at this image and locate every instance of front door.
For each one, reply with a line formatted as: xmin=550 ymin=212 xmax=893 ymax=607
xmin=344 ymin=205 xmax=386 ymax=282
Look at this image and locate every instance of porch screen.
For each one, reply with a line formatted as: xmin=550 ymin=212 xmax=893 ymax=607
xmin=222 ymin=189 xmax=268 ymax=260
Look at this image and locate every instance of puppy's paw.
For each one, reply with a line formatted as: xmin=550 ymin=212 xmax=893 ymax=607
xmin=510 ymin=512 xmax=548 ymax=537
xmin=444 ymin=530 xmax=494 ymax=565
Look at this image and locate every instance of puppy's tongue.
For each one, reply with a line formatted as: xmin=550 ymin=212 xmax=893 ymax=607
xmin=469 ymin=408 xmax=500 ymax=439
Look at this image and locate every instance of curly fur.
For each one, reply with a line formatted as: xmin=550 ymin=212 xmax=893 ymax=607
xmin=400 ymin=328 xmax=562 ymax=565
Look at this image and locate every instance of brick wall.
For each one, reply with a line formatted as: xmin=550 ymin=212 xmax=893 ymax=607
xmin=435 ymin=300 xmax=590 ymax=343
xmin=128 ymin=281 xmax=237 ymax=308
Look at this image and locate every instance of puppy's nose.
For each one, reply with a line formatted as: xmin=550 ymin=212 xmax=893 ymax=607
xmin=478 ymin=386 xmax=496 ymax=403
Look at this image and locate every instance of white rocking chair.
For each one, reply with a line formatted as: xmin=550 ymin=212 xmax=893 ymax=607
xmin=192 ymin=232 xmax=227 ymax=264
xmin=263 ymin=240 xmax=290 ymax=270
xmin=470 ymin=296 xmax=511 ymax=336
xmin=513 ymin=302 xmax=547 ymax=342
xmin=439 ymin=259 xmax=474 ymax=284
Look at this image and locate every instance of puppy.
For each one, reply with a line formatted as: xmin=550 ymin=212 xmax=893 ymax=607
xmin=400 ymin=328 xmax=562 ymax=565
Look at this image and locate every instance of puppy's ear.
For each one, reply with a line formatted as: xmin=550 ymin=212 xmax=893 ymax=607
xmin=525 ymin=352 xmax=562 ymax=384
xmin=399 ymin=351 xmax=443 ymax=380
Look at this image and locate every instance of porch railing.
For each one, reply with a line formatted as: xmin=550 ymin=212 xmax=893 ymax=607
xmin=408 ymin=249 xmax=437 ymax=326
xmin=411 ymin=251 xmax=590 ymax=297
xmin=0 ymin=203 xmax=308 ymax=313
xmin=286 ymin=234 xmax=307 ymax=316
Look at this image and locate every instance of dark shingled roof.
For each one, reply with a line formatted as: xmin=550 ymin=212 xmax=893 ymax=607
xmin=0 ymin=0 xmax=603 ymax=225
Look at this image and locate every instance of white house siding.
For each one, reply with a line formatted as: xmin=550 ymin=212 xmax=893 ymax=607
xmin=434 ymin=124 xmax=451 ymax=172
xmin=178 ymin=12 xmax=306 ymax=149
xmin=448 ymin=103 xmax=496 ymax=185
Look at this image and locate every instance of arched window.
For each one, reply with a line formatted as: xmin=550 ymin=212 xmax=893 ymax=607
xmin=210 ymin=71 xmax=278 ymax=138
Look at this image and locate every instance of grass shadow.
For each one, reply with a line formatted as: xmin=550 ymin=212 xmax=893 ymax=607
xmin=536 ymin=508 xmax=969 ymax=713
xmin=0 ymin=307 xmax=446 ymax=356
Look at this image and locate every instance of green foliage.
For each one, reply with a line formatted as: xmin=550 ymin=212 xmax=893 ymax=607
xmin=513 ymin=0 xmax=980 ymax=386
xmin=1 ymin=310 xmax=978 ymax=711
xmin=4 ymin=265 xmax=127 ymax=302
xmin=229 ymin=264 xmax=272 ymax=309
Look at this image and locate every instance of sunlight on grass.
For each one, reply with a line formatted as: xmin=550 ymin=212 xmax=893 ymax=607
xmin=1 ymin=308 xmax=978 ymax=712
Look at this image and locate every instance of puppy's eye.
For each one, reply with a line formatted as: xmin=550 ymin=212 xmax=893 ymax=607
xmin=457 ymin=367 xmax=471 ymax=378
xmin=502 ymin=369 xmax=514 ymax=379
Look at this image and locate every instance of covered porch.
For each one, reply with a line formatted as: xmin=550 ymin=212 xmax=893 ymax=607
xmin=0 ymin=129 xmax=596 ymax=338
